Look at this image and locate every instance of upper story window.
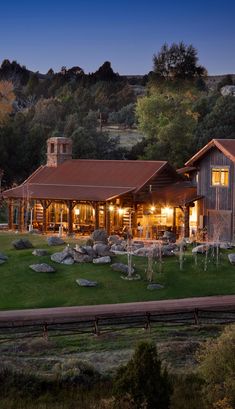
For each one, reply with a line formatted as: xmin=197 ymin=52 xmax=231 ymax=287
xmin=50 ymin=143 xmax=55 ymax=153
xmin=211 ymin=167 xmax=229 ymax=187
xmin=62 ymin=144 xmax=67 ymax=153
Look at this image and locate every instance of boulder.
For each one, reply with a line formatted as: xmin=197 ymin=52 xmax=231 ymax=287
xmin=108 ymin=235 xmax=121 ymax=245
xmin=61 ymin=257 xmax=74 ymax=265
xmin=51 ymin=251 xmax=67 ymax=263
xmin=228 ymin=253 xmax=235 ymax=265
xmin=192 ymin=244 xmax=210 ymax=254
xmin=74 ymin=254 xmax=93 ymax=263
xmin=111 ymin=262 xmax=134 ymax=274
xmin=81 ymin=246 xmax=97 ymax=258
xmin=0 ymin=259 xmax=6 ymax=265
xmin=219 ymin=242 xmax=233 ymax=250
xmin=111 ymin=244 xmax=126 ymax=252
xmin=47 ymin=236 xmax=65 ymax=246
xmin=93 ymin=243 xmax=112 ymax=256
xmin=76 ymin=279 xmax=98 ymax=287
xmin=12 ymin=238 xmax=34 ymax=250
xmin=30 ymin=263 xmax=55 ymax=273
xmin=93 ymin=256 xmax=111 ymax=264
xmin=74 ymin=245 xmax=87 ymax=254
xmin=91 ymin=229 xmax=108 ymax=243
xmin=0 ymin=253 xmax=8 ymax=261
xmin=162 ymin=231 xmax=176 ymax=242
xmin=32 ymin=249 xmax=49 ymax=257
xmin=147 ymin=283 xmax=164 ymax=290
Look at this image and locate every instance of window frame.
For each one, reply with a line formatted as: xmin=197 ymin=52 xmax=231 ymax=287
xmin=210 ymin=165 xmax=230 ymax=188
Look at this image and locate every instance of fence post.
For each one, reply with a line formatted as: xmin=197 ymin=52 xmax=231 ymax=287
xmin=144 ymin=312 xmax=151 ymax=332
xmin=194 ymin=308 xmax=199 ymax=325
xmin=94 ymin=317 xmax=100 ymax=336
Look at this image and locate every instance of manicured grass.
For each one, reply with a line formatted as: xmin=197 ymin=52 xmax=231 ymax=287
xmin=0 ymin=232 xmax=235 ymax=310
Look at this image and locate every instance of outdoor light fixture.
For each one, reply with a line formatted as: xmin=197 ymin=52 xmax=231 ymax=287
xmin=150 ymin=205 xmax=156 ymax=212
xmin=109 ymin=205 xmax=114 ymax=211
xmin=74 ymin=208 xmax=80 ymax=216
xmin=118 ymin=208 xmax=124 ymax=215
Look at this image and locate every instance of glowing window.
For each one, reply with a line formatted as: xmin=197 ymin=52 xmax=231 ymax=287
xmin=211 ymin=168 xmax=229 ymax=187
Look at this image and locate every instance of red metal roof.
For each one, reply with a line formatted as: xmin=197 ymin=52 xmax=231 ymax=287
xmin=3 ymin=159 xmax=168 ymax=201
xmin=185 ymin=139 xmax=235 ymax=166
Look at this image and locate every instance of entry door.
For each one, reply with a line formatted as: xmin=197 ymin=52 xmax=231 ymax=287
xmin=207 ymin=210 xmax=232 ymax=241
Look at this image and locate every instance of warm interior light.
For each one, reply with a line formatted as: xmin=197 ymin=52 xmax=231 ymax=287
xmin=164 ymin=206 xmax=173 ymax=216
xmin=109 ymin=205 xmax=114 ymax=211
xmin=118 ymin=208 xmax=124 ymax=215
xmin=74 ymin=208 xmax=80 ymax=216
xmin=150 ymin=206 xmax=155 ymax=212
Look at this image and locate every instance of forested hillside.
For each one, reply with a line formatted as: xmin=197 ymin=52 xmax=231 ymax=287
xmin=0 ymin=42 xmax=235 ymax=188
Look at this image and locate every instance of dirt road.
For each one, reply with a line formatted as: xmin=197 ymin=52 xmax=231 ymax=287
xmin=0 ymin=295 xmax=235 ymax=326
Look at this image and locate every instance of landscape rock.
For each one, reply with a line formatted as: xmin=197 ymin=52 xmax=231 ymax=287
xmin=111 ymin=262 xmax=134 ymax=274
xmin=74 ymin=245 xmax=87 ymax=254
xmin=29 ymin=263 xmax=55 ymax=273
xmin=147 ymin=283 xmax=164 ymax=290
xmin=0 ymin=259 xmax=6 ymax=265
xmin=0 ymin=252 xmax=8 ymax=261
xmin=108 ymin=235 xmax=121 ymax=245
xmin=81 ymin=246 xmax=97 ymax=258
xmin=74 ymin=254 xmax=93 ymax=263
xmin=76 ymin=279 xmax=98 ymax=287
xmin=32 ymin=249 xmax=49 ymax=257
xmin=47 ymin=236 xmax=65 ymax=246
xmin=51 ymin=251 xmax=68 ymax=263
xmin=61 ymin=257 xmax=74 ymax=265
xmin=192 ymin=244 xmax=210 ymax=254
xmin=91 ymin=229 xmax=108 ymax=243
xmin=12 ymin=238 xmax=34 ymax=250
xmin=93 ymin=243 xmax=112 ymax=256
xmin=219 ymin=242 xmax=233 ymax=250
xmin=228 ymin=253 xmax=235 ymax=265
xmin=93 ymin=256 xmax=111 ymax=264
xmin=110 ymin=243 xmax=126 ymax=252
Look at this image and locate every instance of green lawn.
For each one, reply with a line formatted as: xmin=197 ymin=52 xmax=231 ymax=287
xmin=0 ymin=232 xmax=235 ymax=310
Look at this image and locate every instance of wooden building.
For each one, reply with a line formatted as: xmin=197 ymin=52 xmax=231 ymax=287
xmin=3 ymin=137 xmax=199 ymax=238
xmin=185 ymin=139 xmax=235 ymax=241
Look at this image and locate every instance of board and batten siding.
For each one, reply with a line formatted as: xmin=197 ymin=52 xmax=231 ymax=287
xmin=197 ymin=147 xmax=234 ymax=240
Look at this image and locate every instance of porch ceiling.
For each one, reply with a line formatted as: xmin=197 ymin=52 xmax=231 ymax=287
xmin=149 ymin=182 xmax=202 ymax=206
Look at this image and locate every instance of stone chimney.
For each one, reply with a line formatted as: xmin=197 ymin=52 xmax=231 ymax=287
xmin=46 ymin=137 xmax=72 ymax=167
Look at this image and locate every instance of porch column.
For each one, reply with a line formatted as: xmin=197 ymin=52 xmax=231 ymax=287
xmin=18 ymin=200 xmax=24 ymax=231
xmin=94 ymin=202 xmax=99 ymax=229
xmin=42 ymin=203 xmax=47 ymax=234
xmin=173 ymin=207 xmax=176 ymax=234
xmin=67 ymin=201 xmax=74 ymax=235
xmin=105 ymin=203 xmax=111 ymax=235
xmin=8 ymin=199 xmax=14 ymax=230
xmin=184 ymin=205 xmax=190 ymax=238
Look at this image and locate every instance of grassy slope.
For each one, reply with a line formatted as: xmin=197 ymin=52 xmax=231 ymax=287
xmin=0 ymin=233 xmax=235 ymax=310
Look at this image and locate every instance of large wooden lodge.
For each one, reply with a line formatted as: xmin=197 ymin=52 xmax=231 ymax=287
xmin=3 ymin=137 xmax=235 ymax=241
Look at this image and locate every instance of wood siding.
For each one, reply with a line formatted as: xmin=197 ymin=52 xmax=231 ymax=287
xmin=197 ymin=147 xmax=234 ymax=240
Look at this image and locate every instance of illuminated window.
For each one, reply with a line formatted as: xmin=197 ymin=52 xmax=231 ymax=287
xmin=211 ymin=168 xmax=229 ymax=187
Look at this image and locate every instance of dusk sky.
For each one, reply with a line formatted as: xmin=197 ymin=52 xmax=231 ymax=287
xmin=1 ymin=0 xmax=235 ymax=75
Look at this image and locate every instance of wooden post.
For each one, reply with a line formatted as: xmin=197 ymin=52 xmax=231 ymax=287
xmin=184 ymin=205 xmax=190 ymax=238
xmin=173 ymin=207 xmax=176 ymax=234
xmin=95 ymin=203 xmax=99 ymax=229
xmin=18 ymin=200 xmax=24 ymax=231
xmin=8 ymin=199 xmax=14 ymax=230
xmin=105 ymin=203 xmax=111 ymax=235
xmin=67 ymin=201 xmax=73 ymax=235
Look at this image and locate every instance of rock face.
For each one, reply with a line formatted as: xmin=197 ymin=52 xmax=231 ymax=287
xmin=32 ymin=249 xmax=49 ymax=257
xmin=47 ymin=237 xmax=65 ymax=246
xmin=76 ymin=279 xmax=98 ymax=287
xmin=111 ymin=262 xmax=134 ymax=274
xmin=93 ymin=256 xmax=111 ymax=264
xmin=30 ymin=263 xmax=55 ymax=273
xmin=12 ymin=239 xmax=34 ymax=250
xmin=228 ymin=253 xmax=235 ymax=265
xmin=221 ymin=85 xmax=235 ymax=97
xmin=91 ymin=229 xmax=108 ymax=243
